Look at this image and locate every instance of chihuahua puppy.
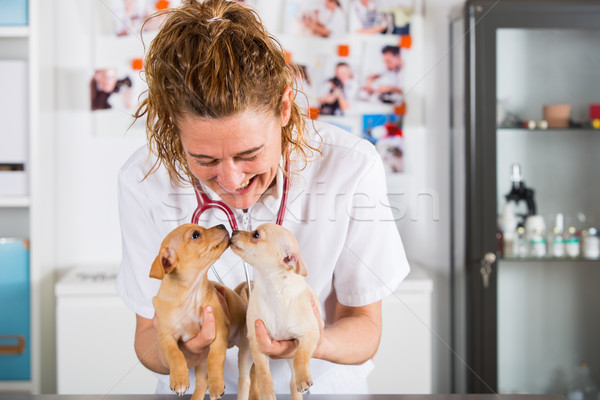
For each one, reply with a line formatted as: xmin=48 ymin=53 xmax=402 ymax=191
xmin=150 ymin=223 xmax=252 ymax=400
xmin=230 ymin=223 xmax=321 ymax=400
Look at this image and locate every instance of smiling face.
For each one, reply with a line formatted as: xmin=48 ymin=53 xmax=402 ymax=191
xmin=178 ymin=96 xmax=291 ymax=210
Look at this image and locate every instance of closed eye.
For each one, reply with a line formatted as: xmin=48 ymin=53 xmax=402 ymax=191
xmin=196 ymin=159 xmax=218 ymax=167
xmin=235 ymin=154 xmax=259 ymax=162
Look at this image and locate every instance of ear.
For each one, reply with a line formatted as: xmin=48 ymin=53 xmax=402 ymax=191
xmin=282 ymin=252 xmax=308 ymax=277
xmin=149 ymin=246 xmax=177 ymax=280
xmin=280 ymin=86 xmax=293 ymax=127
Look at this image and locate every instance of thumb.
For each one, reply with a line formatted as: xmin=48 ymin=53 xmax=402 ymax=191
xmin=200 ymin=305 xmax=216 ymax=343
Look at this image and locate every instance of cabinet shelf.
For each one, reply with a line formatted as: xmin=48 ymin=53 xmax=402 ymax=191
xmin=0 ymin=26 xmax=29 ymax=38
xmin=500 ymin=256 xmax=600 ymax=263
xmin=0 ymin=196 xmax=30 ymax=207
xmin=497 ymin=127 xmax=600 ymax=133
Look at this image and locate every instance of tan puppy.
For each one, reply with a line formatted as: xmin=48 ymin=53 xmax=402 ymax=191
xmin=230 ymin=223 xmax=321 ymax=400
xmin=150 ymin=223 xmax=252 ymax=400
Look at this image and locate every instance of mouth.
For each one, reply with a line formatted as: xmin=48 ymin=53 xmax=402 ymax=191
xmin=229 ymin=236 xmax=244 ymax=253
xmin=219 ymin=175 xmax=257 ymax=196
xmin=219 ymin=234 xmax=230 ymax=246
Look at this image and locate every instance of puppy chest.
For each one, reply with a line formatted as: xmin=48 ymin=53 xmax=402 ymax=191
xmin=165 ymin=311 xmax=202 ymax=342
xmin=254 ymin=294 xmax=312 ymax=341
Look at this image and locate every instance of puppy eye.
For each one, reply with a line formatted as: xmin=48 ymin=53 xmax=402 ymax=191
xmin=252 ymin=230 xmax=260 ymax=239
xmin=191 ymin=230 xmax=201 ymax=240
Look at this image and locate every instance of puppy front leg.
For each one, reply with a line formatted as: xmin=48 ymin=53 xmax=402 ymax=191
xmin=288 ymin=359 xmax=302 ymax=400
xmin=236 ymin=335 xmax=253 ymax=400
xmin=292 ymin=331 xmax=319 ymax=395
xmin=206 ymin=332 xmax=228 ymax=399
xmin=249 ymin=337 xmax=275 ymax=400
xmin=191 ymin=358 xmax=208 ymax=400
xmin=158 ymin=335 xmax=190 ymax=395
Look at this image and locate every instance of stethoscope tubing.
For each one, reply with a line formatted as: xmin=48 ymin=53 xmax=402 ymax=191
xmin=190 ymin=160 xmax=290 ymax=295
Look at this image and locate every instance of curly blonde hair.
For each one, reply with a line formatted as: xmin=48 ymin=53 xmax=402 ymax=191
xmin=135 ymin=0 xmax=318 ymax=185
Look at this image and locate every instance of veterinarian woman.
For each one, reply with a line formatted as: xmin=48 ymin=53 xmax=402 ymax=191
xmin=117 ymin=0 xmax=410 ymax=395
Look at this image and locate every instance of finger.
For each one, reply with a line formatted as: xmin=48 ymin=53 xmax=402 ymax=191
xmin=310 ymin=296 xmax=320 ymax=319
xmin=183 ymin=306 xmax=216 ymax=353
xmin=255 ymin=320 xmax=298 ymax=358
xmin=200 ymin=306 xmax=216 ymax=342
xmin=310 ymin=297 xmax=324 ymax=330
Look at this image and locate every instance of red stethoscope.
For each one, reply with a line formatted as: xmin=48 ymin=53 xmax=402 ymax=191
xmin=190 ymin=159 xmax=291 ymax=292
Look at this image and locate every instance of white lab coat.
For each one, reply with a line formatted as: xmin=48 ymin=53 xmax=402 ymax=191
xmin=116 ymin=119 xmax=410 ymax=394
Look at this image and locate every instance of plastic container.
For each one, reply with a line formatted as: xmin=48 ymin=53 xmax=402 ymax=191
xmin=582 ymin=228 xmax=599 ymax=259
xmin=565 ymin=227 xmax=581 ymax=258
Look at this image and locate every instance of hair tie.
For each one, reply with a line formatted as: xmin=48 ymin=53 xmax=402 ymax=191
xmin=206 ymin=16 xmax=224 ymax=22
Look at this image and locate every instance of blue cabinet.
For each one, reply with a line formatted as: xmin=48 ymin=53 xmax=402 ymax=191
xmin=0 ymin=0 xmax=28 ymax=26
xmin=0 ymin=238 xmax=30 ymax=380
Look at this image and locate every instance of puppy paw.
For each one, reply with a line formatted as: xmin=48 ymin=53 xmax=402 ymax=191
xmin=208 ymin=378 xmax=225 ymax=400
xmin=209 ymin=391 xmax=225 ymax=400
xmin=169 ymin=371 xmax=189 ymax=396
xmin=295 ymin=372 xmax=313 ymax=393
xmin=171 ymin=382 xmax=189 ymax=396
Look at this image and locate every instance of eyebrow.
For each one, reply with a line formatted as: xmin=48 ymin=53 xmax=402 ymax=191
xmin=188 ymin=145 xmax=264 ymax=160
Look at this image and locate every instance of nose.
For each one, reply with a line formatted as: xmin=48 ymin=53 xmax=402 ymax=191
xmin=217 ymin=161 xmax=246 ymax=192
xmin=215 ymin=224 xmax=226 ymax=230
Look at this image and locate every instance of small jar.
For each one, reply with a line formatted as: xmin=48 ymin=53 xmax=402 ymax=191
xmin=548 ymin=227 xmax=565 ymax=258
xmin=516 ymin=226 xmax=528 ymax=258
xmin=565 ymin=226 xmax=581 ymax=258
xmin=582 ymin=228 xmax=600 ymax=259
xmin=529 ymin=228 xmax=547 ymax=258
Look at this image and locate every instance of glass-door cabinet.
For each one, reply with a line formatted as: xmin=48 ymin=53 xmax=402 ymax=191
xmin=449 ymin=0 xmax=600 ymax=395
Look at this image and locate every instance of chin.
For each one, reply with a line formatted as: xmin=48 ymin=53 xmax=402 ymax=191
xmin=222 ymin=193 xmax=259 ymax=211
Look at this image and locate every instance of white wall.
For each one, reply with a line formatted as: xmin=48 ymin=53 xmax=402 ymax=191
xmin=45 ymin=0 xmax=463 ymax=394
xmin=423 ymin=0 xmax=462 ymax=393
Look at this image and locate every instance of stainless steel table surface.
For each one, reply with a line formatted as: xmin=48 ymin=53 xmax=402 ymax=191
xmin=0 ymin=395 xmax=565 ymax=400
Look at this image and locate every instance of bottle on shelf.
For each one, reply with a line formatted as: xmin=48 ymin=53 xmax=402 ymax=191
xmin=515 ymin=226 xmax=529 ymax=258
xmin=567 ymin=363 xmax=599 ymax=400
xmin=525 ymin=215 xmax=546 ymax=257
xmin=582 ymin=228 xmax=600 ymax=259
xmin=548 ymin=227 xmax=566 ymax=258
xmin=548 ymin=213 xmax=566 ymax=258
xmin=565 ymin=226 xmax=581 ymax=258
xmin=529 ymin=228 xmax=547 ymax=258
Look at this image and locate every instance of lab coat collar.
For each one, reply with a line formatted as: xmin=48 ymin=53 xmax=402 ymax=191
xmin=192 ymin=155 xmax=306 ymax=224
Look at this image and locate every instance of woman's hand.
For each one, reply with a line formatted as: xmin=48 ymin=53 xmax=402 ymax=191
xmin=177 ymin=306 xmax=217 ymax=365
xmin=254 ymin=296 xmax=324 ymax=359
xmin=141 ymin=305 xmax=216 ymax=373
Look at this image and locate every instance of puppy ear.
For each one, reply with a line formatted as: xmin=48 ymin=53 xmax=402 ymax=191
xmin=282 ymin=252 xmax=308 ymax=277
xmin=149 ymin=246 xmax=177 ymax=280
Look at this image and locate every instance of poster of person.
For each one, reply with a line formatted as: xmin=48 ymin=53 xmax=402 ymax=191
xmin=362 ymin=113 xmax=404 ymax=173
xmin=90 ymin=64 xmax=145 ymax=112
xmin=358 ymin=43 xmax=405 ymax=105
xmin=283 ymin=0 xmax=348 ymax=38
xmin=109 ymin=0 xmax=182 ymax=37
xmin=315 ymin=54 xmax=360 ymax=116
xmin=349 ymin=0 xmax=412 ymax=35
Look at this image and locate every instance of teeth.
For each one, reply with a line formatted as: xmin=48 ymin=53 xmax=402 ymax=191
xmin=237 ymin=179 xmax=251 ymax=190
